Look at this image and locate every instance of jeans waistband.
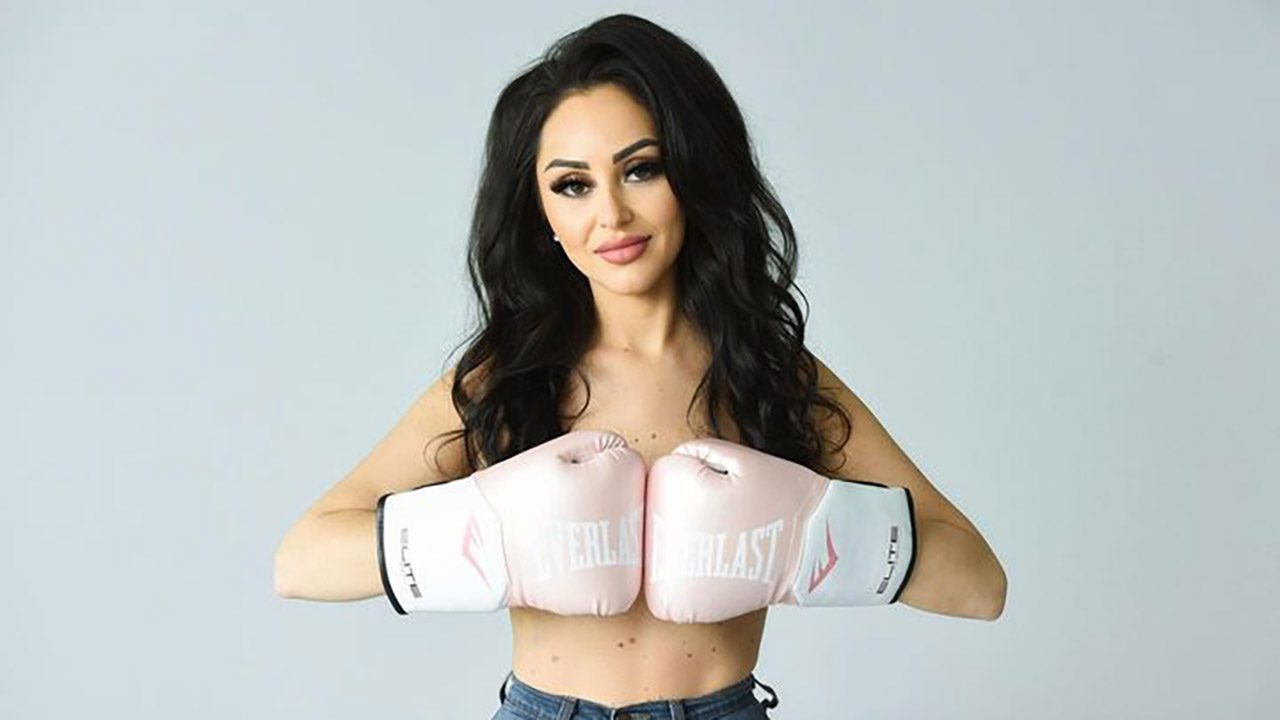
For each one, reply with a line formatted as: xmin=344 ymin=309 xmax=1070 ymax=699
xmin=497 ymin=670 xmax=779 ymax=720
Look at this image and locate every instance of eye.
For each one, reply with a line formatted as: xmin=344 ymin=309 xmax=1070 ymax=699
xmin=550 ymin=160 xmax=665 ymax=198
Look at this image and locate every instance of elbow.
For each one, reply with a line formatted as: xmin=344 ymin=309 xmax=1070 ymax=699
xmin=981 ymin=596 xmax=1005 ymax=621
xmin=273 ymin=544 xmax=297 ymax=599
xmin=982 ymin=565 xmax=1008 ymax=621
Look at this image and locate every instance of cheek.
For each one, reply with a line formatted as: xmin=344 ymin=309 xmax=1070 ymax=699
xmin=658 ymin=190 xmax=684 ymax=227
xmin=542 ymin=206 xmax=591 ymax=241
xmin=659 ymin=204 xmax=685 ymax=245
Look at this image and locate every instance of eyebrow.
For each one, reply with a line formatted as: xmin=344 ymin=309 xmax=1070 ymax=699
xmin=542 ymin=138 xmax=659 ymax=173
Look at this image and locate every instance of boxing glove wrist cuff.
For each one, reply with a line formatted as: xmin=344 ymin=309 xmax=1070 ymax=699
xmin=790 ymin=479 xmax=917 ymax=606
xmin=376 ymin=477 xmax=510 ymax=614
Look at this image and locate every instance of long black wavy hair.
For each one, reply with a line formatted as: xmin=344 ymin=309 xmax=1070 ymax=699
xmin=432 ymin=13 xmax=852 ymax=476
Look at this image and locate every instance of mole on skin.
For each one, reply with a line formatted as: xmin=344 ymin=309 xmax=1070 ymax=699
xmin=522 ymin=424 xmax=761 ymax=700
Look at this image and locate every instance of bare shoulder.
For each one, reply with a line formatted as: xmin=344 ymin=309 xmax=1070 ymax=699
xmin=809 ymin=352 xmax=983 ymax=535
xmin=298 ymin=363 xmax=477 ymax=519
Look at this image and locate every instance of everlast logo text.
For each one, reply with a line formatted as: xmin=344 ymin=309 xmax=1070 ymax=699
xmin=647 ymin=514 xmax=784 ymax=584
xmin=528 ymin=507 xmax=643 ymax=580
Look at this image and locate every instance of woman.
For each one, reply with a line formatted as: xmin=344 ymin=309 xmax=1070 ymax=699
xmin=275 ymin=13 xmax=1007 ymax=719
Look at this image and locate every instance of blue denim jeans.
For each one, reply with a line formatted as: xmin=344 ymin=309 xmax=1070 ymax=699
xmin=491 ymin=670 xmax=780 ymax=719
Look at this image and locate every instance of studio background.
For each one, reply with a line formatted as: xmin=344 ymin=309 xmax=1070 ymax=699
xmin=2 ymin=1 xmax=1275 ymax=717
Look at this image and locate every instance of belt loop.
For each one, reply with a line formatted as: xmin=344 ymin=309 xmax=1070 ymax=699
xmin=669 ymin=698 xmax=686 ymax=720
xmin=752 ymin=675 xmax=779 ymax=709
xmin=556 ymin=696 xmax=578 ymax=720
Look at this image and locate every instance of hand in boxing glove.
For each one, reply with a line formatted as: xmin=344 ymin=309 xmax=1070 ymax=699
xmin=376 ymin=430 xmax=645 ymax=615
xmin=644 ymin=438 xmax=917 ymax=623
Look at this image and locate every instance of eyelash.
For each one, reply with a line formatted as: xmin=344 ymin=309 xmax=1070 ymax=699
xmin=550 ymin=160 xmax=665 ymax=198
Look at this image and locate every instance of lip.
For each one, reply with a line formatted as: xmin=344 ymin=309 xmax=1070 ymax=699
xmin=595 ymin=235 xmax=651 ymax=253
xmin=596 ymin=236 xmax=650 ymax=265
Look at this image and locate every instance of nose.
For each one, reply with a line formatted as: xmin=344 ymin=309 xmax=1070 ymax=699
xmin=596 ymin=181 xmax=633 ymax=229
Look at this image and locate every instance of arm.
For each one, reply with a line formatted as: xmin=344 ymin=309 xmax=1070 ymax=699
xmin=811 ymin=354 xmax=1007 ymax=620
xmin=902 ymin=519 xmax=1006 ymax=620
xmin=273 ymin=366 xmax=472 ymax=601
xmin=275 ymin=508 xmax=382 ymax=602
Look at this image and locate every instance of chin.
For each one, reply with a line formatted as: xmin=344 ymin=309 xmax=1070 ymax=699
xmin=585 ymin=261 xmax=655 ymax=289
xmin=594 ymin=278 xmax=658 ymax=296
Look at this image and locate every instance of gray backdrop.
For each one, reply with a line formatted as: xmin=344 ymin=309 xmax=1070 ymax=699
xmin=3 ymin=1 xmax=1276 ymax=717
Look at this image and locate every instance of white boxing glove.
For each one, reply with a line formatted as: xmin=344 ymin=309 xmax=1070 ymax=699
xmin=377 ymin=430 xmax=645 ymax=615
xmin=645 ymin=438 xmax=917 ymax=623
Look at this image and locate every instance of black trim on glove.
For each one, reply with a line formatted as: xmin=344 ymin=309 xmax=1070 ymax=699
xmin=889 ymin=486 xmax=917 ymax=604
xmin=375 ymin=492 xmax=408 ymax=615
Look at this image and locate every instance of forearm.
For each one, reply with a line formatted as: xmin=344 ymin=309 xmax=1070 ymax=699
xmin=898 ymin=519 xmax=1007 ymax=620
xmin=274 ymin=509 xmax=383 ymax=601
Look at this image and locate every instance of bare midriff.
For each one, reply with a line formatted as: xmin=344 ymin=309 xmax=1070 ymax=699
xmin=509 ymin=603 xmax=766 ymax=706
xmin=507 ymin=340 xmax=769 ymax=706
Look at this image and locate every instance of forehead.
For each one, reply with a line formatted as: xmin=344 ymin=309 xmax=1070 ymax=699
xmin=538 ymin=84 xmax=657 ymax=159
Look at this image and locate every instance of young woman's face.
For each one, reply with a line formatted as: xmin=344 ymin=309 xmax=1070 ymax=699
xmin=535 ymin=83 xmax=685 ymax=297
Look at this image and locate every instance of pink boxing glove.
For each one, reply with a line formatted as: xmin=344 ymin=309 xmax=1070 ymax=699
xmin=377 ymin=430 xmax=645 ymax=615
xmin=644 ymin=438 xmax=917 ymax=623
